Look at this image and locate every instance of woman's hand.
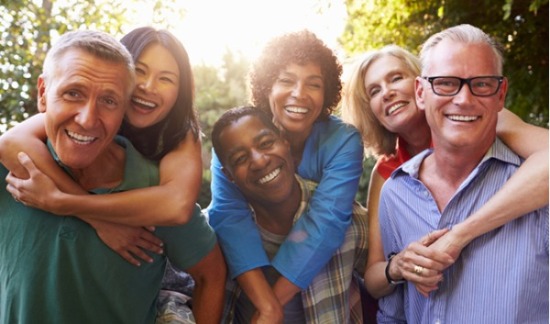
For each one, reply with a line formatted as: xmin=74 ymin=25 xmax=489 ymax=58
xmin=390 ymin=229 xmax=455 ymax=297
xmin=88 ymin=219 xmax=164 ymax=266
xmin=7 ymin=151 xmax=165 ymax=266
xmin=6 ymin=152 xmax=67 ymax=214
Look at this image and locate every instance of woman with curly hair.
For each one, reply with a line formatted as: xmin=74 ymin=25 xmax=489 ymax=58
xmin=341 ymin=44 xmax=548 ymax=300
xmin=208 ymin=30 xmax=365 ymax=322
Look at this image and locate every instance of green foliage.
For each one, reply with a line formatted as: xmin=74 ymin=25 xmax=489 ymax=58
xmin=194 ymin=50 xmax=251 ymax=207
xmin=0 ymin=0 xmax=128 ymax=132
xmin=2 ymin=0 xmax=547 ymax=209
xmin=0 ymin=0 xmax=251 ymax=208
xmin=342 ymin=0 xmax=548 ymax=203
xmin=356 ymin=156 xmax=376 ymax=205
xmin=341 ymin=0 xmax=549 ymax=125
xmin=0 ymin=0 xmax=186 ymax=134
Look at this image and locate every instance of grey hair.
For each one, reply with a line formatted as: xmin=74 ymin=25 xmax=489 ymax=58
xmin=42 ymin=30 xmax=135 ymax=95
xmin=419 ymin=24 xmax=504 ymax=75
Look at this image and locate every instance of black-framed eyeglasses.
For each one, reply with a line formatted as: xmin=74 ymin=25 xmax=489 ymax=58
xmin=421 ymin=76 xmax=504 ymax=97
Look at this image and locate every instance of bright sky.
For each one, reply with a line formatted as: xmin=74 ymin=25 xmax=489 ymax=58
xmin=125 ymin=0 xmax=348 ymax=66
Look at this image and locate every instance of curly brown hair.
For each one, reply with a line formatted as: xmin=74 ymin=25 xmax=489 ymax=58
xmin=248 ymin=30 xmax=342 ymax=121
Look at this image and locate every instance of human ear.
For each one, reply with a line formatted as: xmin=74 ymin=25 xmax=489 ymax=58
xmin=37 ymin=75 xmax=47 ymax=113
xmin=415 ymin=77 xmax=426 ymax=111
xmin=496 ymin=77 xmax=508 ymax=112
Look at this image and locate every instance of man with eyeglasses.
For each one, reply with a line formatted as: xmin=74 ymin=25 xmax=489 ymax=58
xmin=376 ymin=24 xmax=548 ymax=324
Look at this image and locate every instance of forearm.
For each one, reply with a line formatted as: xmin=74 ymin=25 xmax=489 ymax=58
xmin=0 ymin=114 xmax=47 ymax=179
xmin=274 ymin=130 xmax=363 ymax=287
xmin=451 ymin=150 xmax=549 ymax=247
xmin=236 ymin=269 xmax=283 ymax=320
xmin=272 ymin=276 xmax=301 ymax=306
xmin=364 ymin=170 xmax=394 ymax=298
xmin=57 ymin=185 xmax=199 ymax=226
xmin=193 ymin=286 xmax=224 ymax=324
xmin=0 ymin=135 xmax=81 ymax=193
xmin=188 ymin=245 xmax=227 ymax=324
xmin=273 ymin=209 xmax=351 ymax=288
xmin=365 ymin=261 xmax=395 ymax=299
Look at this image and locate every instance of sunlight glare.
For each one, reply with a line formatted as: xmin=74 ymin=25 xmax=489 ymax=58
xmin=125 ymin=0 xmax=347 ymax=67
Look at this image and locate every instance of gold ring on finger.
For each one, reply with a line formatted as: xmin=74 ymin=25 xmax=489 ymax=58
xmin=413 ymin=265 xmax=424 ymax=276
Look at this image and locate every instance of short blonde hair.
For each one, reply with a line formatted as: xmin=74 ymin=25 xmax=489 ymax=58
xmin=341 ymin=45 xmax=421 ymax=157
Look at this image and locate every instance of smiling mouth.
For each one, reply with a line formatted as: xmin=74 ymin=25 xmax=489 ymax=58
xmin=285 ymin=106 xmax=308 ymax=114
xmin=387 ymin=102 xmax=407 ymax=116
xmin=132 ymin=97 xmax=157 ymax=110
xmin=447 ymin=114 xmax=479 ymax=122
xmin=66 ymin=130 xmax=96 ymax=144
xmin=258 ymin=167 xmax=281 ymax=184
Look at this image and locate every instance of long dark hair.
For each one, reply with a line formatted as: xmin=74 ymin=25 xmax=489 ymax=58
xmin=119 ymin=27 xmax=200 ymax=161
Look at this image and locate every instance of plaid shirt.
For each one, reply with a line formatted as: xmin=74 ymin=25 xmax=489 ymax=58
xmin=223 ymin=176 xmax=368 ymax=323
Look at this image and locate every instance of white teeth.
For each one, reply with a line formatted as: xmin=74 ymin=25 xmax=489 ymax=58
xmin=286 ymin=106 xmax=308 ymax=114
xmin=447 ymin=115 xmax=478 ymax=122
xmin=387 ymin=102 xmax=407 ymax=115
xmin=132 ymin=97 xmax=156 ymax=108
xmin=258 ymin=167 xmax=281 ymax=184
xmin=67 ymin=130 xmax=95 ymax=144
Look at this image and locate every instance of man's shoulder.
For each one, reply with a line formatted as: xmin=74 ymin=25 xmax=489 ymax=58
xmin=488 ymin=138 xmax=522 ymax=167
xmin=156 ymin=205 xmax=217 ymax=270
xmin=388 ymin=149 xmax=432 ymax=181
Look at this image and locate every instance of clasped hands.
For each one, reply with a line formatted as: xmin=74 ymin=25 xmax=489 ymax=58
xmin=389 ymin=228 xmax=466 ymax=297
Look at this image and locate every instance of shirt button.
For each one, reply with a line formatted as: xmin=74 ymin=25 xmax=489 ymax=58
xmin=434 ymin=320 xmax=441 ymax=324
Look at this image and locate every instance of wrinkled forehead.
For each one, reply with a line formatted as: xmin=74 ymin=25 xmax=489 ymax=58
xmin=424 ymin=40 xmax=501 ymax=75
xmin=47 ymin=49 xmax=132 ymax=99
xmin=45 ymin=47 xmax=135 ymax=98
xmin=219 ymin=116 xmax=277 ymax=157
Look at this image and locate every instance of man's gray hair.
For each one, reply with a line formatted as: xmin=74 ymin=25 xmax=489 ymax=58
xmin=42 ymin=30 xmax=135 ymax=94
xmin=419 ymin=24 xmax=504 ymax=75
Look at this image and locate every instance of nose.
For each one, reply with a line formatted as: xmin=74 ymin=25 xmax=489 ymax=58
xmin=452 ymin=82 xmax=475 ymax=105
xmin=291 ymin=82 xmax=306 ymax=99
xmin=382 ymin=85 xmax=395 ymax=101
xmin=138 ymin=76 xmax=156 ymax=93
xmin=74 ymin=100 xmax=98 ymax=129
xmin=250 ymin=149 xmax=269 ymax=170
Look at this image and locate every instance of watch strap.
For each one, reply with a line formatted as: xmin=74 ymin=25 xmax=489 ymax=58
xmin=385 ymin=252 xmax=406 ymax=285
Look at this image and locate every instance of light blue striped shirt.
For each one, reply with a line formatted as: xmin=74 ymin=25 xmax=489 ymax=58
xmin=377 ymin=138 xmax=549 ymax=324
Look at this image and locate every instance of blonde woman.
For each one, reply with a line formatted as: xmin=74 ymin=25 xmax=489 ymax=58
xmin=342 ymin=44 xmax=549 ymax=298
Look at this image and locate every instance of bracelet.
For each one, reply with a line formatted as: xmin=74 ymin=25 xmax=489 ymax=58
xmin=385 ymin=252 xmax=406 ymax=285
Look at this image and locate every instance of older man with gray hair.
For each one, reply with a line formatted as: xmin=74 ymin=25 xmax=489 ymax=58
xmin=0 ymin=30 xmax=225 ymax=323
xmin=377 ymin=24 xmax=548 ymax=323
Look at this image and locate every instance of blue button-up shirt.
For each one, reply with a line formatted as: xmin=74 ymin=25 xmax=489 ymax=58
xmin=378 ymin=138 xmax=549 ymax=324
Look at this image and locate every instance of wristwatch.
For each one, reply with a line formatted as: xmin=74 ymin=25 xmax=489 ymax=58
xmin=385 ymin=252 xmax=406 ymax=285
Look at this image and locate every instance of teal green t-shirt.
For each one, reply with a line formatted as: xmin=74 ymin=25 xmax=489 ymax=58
xmin=0 ymin=136 xmax=216 ymax=324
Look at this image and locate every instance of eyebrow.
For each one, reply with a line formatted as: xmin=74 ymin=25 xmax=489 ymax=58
xmin=226 ymin=129 xmax=275 ymax=160
xmin=61 ymin=78 xmax=125 ymax=99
